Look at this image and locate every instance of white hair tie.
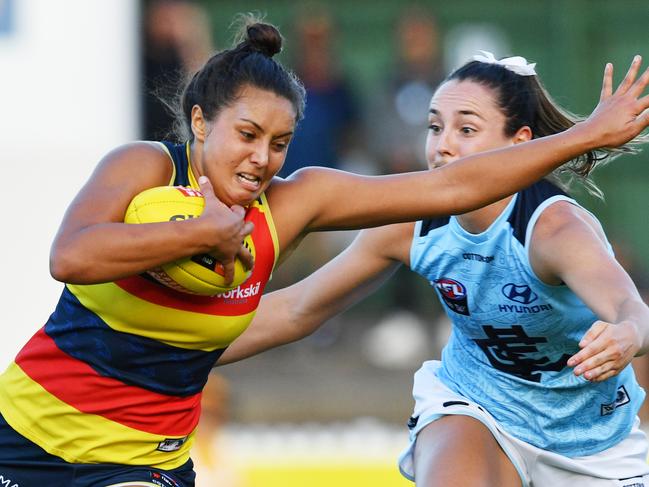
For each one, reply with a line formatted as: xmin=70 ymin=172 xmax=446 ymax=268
xmin=472 ymin=50 xmax=537 ymax=76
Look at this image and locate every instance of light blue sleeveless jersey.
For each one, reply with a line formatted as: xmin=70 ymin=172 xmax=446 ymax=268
xmin=410 ymin=180 xmax=644 ymax=456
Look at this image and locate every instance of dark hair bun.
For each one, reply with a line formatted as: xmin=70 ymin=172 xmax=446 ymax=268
xmin=246 ymin=23 xmax=282 ymax=57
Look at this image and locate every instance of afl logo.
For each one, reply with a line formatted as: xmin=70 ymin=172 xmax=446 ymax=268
xmin=434 ymin=278 xmax=467 ymax=300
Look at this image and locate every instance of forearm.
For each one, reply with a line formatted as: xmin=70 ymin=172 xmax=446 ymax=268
xmin=433 ymin=123 xmax=595 ymax=214
xmin=306 ymin=124 xmax=598 ymax=231
xmin=50 ymin=220 xmax=216 ymax=284
xmin=218 ymin=232 xmax=402 ymax=365
xmin=217 ymin=285 xmax=316 ymax=365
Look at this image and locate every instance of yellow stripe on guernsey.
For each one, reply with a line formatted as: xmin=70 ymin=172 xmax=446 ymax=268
xmin=259 ymin=192 xmax=280 ymax=268
xmin=155 ymin=141 xmax=178 ymax=185
xmin=0 ymin=363 xmax=193 ymax=469
xmin=185 ymin=142 xmax=200 ymax=188
xmin=67 ymin=282 xmax=255 ymax=350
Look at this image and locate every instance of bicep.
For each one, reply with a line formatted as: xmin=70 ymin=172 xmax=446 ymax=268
xmin=267 ymin=167 xmax=443 ymax=237
xmin=54 ymin=143 xmax=172 ymax=241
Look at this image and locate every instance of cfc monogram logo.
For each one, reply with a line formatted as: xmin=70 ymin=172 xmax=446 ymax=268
xmin=474 ymin=325 xmax=570 ymax=382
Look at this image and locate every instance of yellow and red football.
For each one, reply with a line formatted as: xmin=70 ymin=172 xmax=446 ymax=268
xmin=124 ymin=185 xmax=253 ymax=296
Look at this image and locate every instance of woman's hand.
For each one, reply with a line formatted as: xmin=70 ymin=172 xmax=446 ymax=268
xmin=568 ymin=320 xmax=642 ymax=382
xmin=579 ymin=55 xmax=649 ymax=149
xmin=198 ymin=176 xmax=254 ymax=284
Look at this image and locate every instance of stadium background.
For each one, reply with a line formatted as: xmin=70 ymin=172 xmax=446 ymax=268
xmin=1 ymin=0 xmax=648 ymax=485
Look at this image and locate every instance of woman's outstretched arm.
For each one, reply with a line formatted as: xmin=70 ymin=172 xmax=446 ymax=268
xmin=217 ymin=224 xmax=410 ymax=364
xmin=269 ymin=57 xmax=649 ymax=236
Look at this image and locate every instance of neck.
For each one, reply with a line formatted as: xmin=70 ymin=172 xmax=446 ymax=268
xmin=188 ymin=140 xmax=205 ymax=180
xmin=456 ymin=196 xmax=513 ymax=234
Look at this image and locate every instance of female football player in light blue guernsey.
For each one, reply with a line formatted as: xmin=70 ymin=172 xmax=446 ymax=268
xmin=220 ymin=53 xmax=649 ymax=486
xmin=3 ymin=15 xmax=648 ymax=486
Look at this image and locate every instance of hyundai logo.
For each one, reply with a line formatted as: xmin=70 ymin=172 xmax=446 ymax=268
xmin=501 ymin=283 xmax=538 ymax=304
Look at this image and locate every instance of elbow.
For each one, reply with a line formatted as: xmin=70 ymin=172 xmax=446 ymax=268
xmin=49 ymin=248 xmax=73 ymax=283
xmin=49 ymin=245 xmax=87 ymax=283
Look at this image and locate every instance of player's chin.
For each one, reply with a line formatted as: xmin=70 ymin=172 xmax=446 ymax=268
xmin=230 ymin=189 xmax=261 ymax=208
xmin=237 ymin=180 xmax=272 ymax=206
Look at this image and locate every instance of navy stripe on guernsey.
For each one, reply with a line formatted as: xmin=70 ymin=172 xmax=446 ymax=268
xmin=161 ymin=141 xmax=192 ymax=186
xmin=46 ymin=288 xmax=223 ymax=396
xmin=507 ymin=179 xmax=567 ymax=245
xmin=418 ymin=179 xmax=567 ymax=240
xmin=419 ymin=216 xmax=450 ymax=237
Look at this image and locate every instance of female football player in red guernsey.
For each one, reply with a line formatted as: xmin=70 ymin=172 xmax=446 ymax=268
xmin=0 ymin=16 xmax=648 ymax=487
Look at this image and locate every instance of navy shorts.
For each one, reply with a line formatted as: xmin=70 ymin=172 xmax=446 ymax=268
xmin=0 ymin=413 xmax=196 ymax=487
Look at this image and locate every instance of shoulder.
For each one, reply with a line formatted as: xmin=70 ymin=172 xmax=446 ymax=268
xmin=100 ymin=141 xmax=172 ymax=166
xmin=530 ymin=200 xmax=608 ymax=284
xmin=92 ymin=141 xmax=174 ymax=188
xmin=269 ymin=166 xmax=356 ymax=193
xmin=508 ymin=179 xmax=569 ymax=246
xmin=264 ymin=167 xmax=360 ymax=243
xmin=531 ymin=200 xmax=605 ymax=244
xmin=266 ymin=167 xmax=322 ymax=204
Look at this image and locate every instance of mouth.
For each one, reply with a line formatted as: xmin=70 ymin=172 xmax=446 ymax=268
xmin=236 ymin=172 xmax=262 ymax=191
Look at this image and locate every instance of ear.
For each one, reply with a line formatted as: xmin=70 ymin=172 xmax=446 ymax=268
xmin=191 ymin=105 xmax=208 ymax=142
xmin=512 ymin=125 xmax=532 ymax=144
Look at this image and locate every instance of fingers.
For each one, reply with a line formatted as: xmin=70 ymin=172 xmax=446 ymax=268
xmin=577 ymin=360 xmax=617 ymax=382
xmin=198 ymin=175 xmax=214 ymax=195
xmin=637 ymin=107 xmax=649 ymax=130
xmin=640 ymin=94 xmax=649 ymax=112
xmin=568 ymin=321 xmax=638 ymax=382
xmin=196 ymin=177 xmax=255 ymax=279
xmin=241 ymin=221 xmax=254 ymax=237
xmin=198 ymin=175 xmax=227 ymax=209
xmin=238 ymin=222 xmax=255 ymax=271
xmin=600 ymin=62 xmax=613 ymax=100
xmin=221 ymin=259 xmax=235 ymax=285
xmin=629 ymin=62 xmax=649 ymax=98
xmin=230 ymin=204 xmax=246 ymax=219
xmin=614 ymin=55 xmax=642 ymax=96
xmin=567 ymin=321 xmax=610 ymax=376
xmin=578 ymin=321 xmax=607 ymax=349
xmin=237 ymin=243 xmax=254 ymax=271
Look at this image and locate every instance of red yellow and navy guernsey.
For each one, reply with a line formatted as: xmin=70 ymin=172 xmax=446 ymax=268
xmin=0 ymin=142 xmax=280 ymax=469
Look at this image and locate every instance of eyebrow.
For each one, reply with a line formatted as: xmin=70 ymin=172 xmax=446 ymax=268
xmin=429 ymin=108 xmax=486 ymax=120
xmin=240 ymin=118 xmax=294 ymax=138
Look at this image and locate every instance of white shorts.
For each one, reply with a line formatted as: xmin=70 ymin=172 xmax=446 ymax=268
xmin=398 ymin=360 xmax=649 ymax=487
